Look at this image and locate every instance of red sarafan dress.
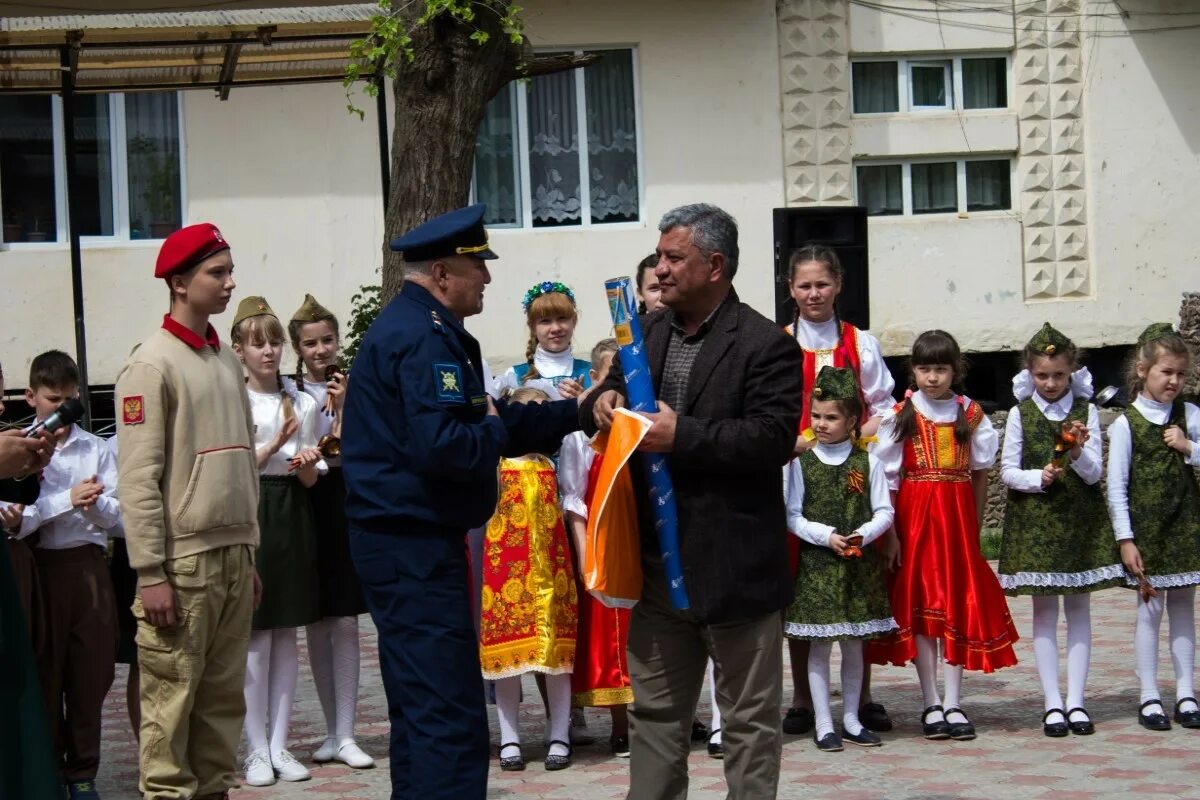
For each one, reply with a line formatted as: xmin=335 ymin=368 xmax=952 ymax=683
xmin=560 ymin=433 xmax=634 ymax=707
xmin=868 ymin=398 xmax=1019 ymax=673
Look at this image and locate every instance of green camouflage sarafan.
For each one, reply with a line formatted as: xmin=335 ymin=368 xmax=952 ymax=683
xmin=999 ymin=397 xmax=1123 ymax=596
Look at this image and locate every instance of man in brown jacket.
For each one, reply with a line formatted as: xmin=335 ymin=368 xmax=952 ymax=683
xmin=117 ymin=223 xmax=261 ymax=800
xmin=581 ymin=204 xmax=802 ymax=800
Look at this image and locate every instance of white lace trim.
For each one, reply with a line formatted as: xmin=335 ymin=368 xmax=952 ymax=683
xmin=999 ymin=564 xmax=1126 ymax=589
xmin=1129 ymin=571 xmax=1200 ymax=590
xmin=784 ymin=617 xmax=897 ymax=640
xmin=1012 ymin=366 xmax=1094 ymax=403
xmin=482 ymin=664 xmax=574 ymax=681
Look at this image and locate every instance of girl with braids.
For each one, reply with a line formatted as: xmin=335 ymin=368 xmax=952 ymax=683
xmin=1106 ymin=323 xmax=1200 ymax=732
xmin=231 ymin=297 xmax=324 ymax=786
xmin=782 ymin=245 xmax=896 ymax=737
xmin=491 ymin=281 xmax=589 ymax=401
xmin=287 ymin=295 xmax=374 ymax=769
xmin=998 ymin=323 xmax=1122 ymax=738
xmin=635 ymin=253 xmax=663 ymax=314
xmin=868 ymin=330 xmax=1018 ymax=742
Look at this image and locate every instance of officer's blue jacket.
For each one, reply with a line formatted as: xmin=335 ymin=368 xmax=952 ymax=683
xmin=341 ymin=282 xmax=580 ymax=533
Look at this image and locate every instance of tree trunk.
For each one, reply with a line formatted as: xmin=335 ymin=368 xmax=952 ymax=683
xmin=380 ymin=11 xmax=515 ymax=300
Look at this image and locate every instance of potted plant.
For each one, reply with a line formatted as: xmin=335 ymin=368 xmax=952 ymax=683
xmin=26 ymin=214 xmax=47 ymax=242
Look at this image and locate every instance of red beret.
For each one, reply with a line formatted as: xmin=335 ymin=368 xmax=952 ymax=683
xmin=155 ymin=223 xmax=230 ymax=279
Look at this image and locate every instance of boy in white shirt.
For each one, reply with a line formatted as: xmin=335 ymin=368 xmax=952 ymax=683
xmin=12 ymin=350 xmax=118 ymax=800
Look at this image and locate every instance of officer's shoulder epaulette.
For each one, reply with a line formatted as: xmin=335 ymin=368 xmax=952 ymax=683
xmin=429 ymin=308 xmax=447 ymax=335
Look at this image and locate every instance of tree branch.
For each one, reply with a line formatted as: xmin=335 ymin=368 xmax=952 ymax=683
xmin=503 ymin=51 xmax=602 ymax=81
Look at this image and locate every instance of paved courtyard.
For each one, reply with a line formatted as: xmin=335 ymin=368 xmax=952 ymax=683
xmin=94 ymin=580 xmax=1200 ymax=800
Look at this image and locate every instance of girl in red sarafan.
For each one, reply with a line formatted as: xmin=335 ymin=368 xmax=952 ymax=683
xmin=868 ymin=330 xmax=1019 ymax=742
xmin=479 ymin=387 xmax=579 ymax=772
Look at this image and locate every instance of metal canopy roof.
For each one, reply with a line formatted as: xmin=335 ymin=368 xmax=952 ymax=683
xmin=0 ymin=4 xmax=377 ymax=96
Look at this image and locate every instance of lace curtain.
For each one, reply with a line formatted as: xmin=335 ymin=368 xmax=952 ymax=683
xmin=584 ymin=49 xmax=638 ymax=224
xmin=528 ymin=64 xmax=582 ymax=226
xmin=475 ymin=86 xmax=520 ymax=225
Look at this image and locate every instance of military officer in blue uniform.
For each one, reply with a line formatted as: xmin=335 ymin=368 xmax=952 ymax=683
xmin=340 ymin=204 xmax=581 ymax=800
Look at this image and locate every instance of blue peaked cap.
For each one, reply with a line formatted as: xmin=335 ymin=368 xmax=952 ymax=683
xmin=388 ymin=203 xmax=498 ymax=261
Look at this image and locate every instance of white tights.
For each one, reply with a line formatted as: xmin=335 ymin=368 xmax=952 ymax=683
xmin=1135 ymin=587 xmax=1198 ymax=714
xmin=1031 ymin=595 xmax=1092 ymax=722
xmin=495 ymin=673 xmax=572 ymax=758
xmin=707 ymin=659 xmax=722 ymax=744
xmin=306 ymin=616 xmax=362 ymax=745
xmin=244 ymin=628 xmax=300 ymax=755
xmin=915 ymin=634 xmax=965 ymax=724
xmin=808 ymin=639 xmax=865 ymax=739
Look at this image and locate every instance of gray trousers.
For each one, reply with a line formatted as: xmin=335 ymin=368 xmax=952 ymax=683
xmin=626 ymin=565 xmax=783 ymax=800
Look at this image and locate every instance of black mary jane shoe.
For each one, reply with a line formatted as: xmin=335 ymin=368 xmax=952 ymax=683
xmin=1174 ymin=697 xmax=1200 ymax=729
xmin=842 ymin=727 xmax=882 ymax=747
xmin=944 ymin=707 xmax=976 ymax=741
xmin=544 ymin=739 xmax=573 ymax=771
xmin=690 ymin=719 xmax=710 ymax=742
xmin=859 ymin=702 xmax=894 ymax=733
xmin=1138 ymin=699 xmax=1172 ymax=731
xmin=707 ymin=730 xmax=724 ymax=759
xmin=1042 ymin=708 xmax=1069 ymax=738
xmin=814 ymin=731 xmax=843 ymax=752
xmin=922 ymin=705 xmax=951 ymax=740
xmin=782 ymin=706 xmax=814 ymax=735
xmin=498 ymin=742 xmax=525 ymax=772
xmin=1066 ymin=707 xmax=1095 ymax=736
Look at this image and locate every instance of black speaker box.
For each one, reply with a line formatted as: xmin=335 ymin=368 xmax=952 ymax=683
xmin=772 ymin=206 xmax=869 ymax=330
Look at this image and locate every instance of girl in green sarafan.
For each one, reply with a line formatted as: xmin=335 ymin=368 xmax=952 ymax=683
xmin=784 ymin=366 xmax=896 ymax=753
xmin=998 ymin=323 xmax=1124 ymax=739
xmin=1106 ymin=324 xmax=1200 ymax=733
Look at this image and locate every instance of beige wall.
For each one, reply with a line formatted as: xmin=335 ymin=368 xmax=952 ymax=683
xmin=0 ymin=0 xmax=785 ymax=386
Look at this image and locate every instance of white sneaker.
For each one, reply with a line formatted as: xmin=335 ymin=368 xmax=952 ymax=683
xmin=243 ymin=749 xmax=276 ymax=787
xmin=312 ymin=739 xmax=338 ymax=763
xmin=271 ymin=749 xmax=311 ymax=782
xmin=335 ymin=741 xmax=376 ymax=769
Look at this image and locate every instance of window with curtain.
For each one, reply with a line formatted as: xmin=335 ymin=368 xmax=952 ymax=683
xmin=0 ymin=91 xmax=183 ymax=244
xmin=856 ymin=164 xmax=903 ymax=216
xmin=966 ymin=159 xmax=1011 ymax=211
xmin=962 ymin=57 xmax=1007 ymax=110
xmin=852 ymin=62 xmax=899 ymax=114
xmin=472 ymin=47 xmax=641 ymax=229
xmin=910 ymin=61 xmax=951 ymax=109
xmin=911 ymin=162 xmax=958 ymax=213
xmin=0 ymin=96 xmax=58 ymax=242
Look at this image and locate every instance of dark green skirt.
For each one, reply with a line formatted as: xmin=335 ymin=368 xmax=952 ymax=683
xmin=310 ymin=467 xmax=367 ymax=617
xmin=254 ymin=475 xmax=321 ymax=630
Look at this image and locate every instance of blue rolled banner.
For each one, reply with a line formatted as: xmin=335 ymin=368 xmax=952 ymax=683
xmin=604 ymin=276 xmax=690 ymax=611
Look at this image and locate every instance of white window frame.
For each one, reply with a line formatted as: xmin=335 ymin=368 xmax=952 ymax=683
xmin=850 ymin=53 xmax=1012 ymax=117
xmin=472 ymin=45 xmax=645 ymax=231
xmin=1 ymin=91 xmax=186 ymax=249
xmin=854 ymin=155 xmax=1015 ymax=217
xmin=908 ymin=60 xmax=953 ymax=112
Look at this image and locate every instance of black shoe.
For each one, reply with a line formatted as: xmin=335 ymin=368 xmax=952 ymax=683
xmin=544 ymin=739 xmax=572 ymax=771
xmin=67 ymin=782 xmax=100 ymax=800
xmin=814 ymin=731 xmax=843 ymax=752
xmin=1042 ymin=708 xmax=1069 ymax=738
xmin=1066 ymin=707 xmax=1095 ymax=736
xmin=690 ymin=719 xmax=709 ymax=742
xmin=498 ymin=742 xmax=525 ymax=771
xmin=859 ymin=702 xmax=894 ymax=733
xmin=842 ymin=727 xmax=882 ymax=747
xmin=782 ymin=706 xmax=814 ymax=735
xmin=610 ymin=734 xmax=630 ymax=758
xmin=1139 ymin=699 xmax=1172 ymax=731
xmin=922 ymin=705 xmax=951 ymax=740
xmin=944 ymin=707 xmax=976 ymax=741
xmin=707 ymin=729 xmax=724 ymax=759
xmin=1174 ymin=697 xmax=1200 ymax=729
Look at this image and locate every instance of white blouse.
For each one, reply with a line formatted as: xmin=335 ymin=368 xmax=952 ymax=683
xmin=873 ymin=392 xmax=999 ymax=491
xmin=558 ymin=430 xmax=596 ymax=520
xmin=297 ymin=377 xmax=339 ymax=467
xmin=249 ymin=382 xmax=327 ymax=477
xmin=791 ymin=317 xmax=895 ymax=419
xmin=491 ymin=345 xmax=586 ymax=401
xmin=785 ymin=440 xmax=894 ymax=548
xmin=1106 ymin=395 xmax=1200 ymax=541
xmin=1000 ymin=389 xmax=1103 ymax=494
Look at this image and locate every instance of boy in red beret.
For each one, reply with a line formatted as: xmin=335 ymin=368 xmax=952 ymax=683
xmin=116 ymin=223 xmax=263 ymax=800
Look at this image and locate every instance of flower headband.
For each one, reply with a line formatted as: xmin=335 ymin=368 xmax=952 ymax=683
xmin=522 ymin=281 xmax=576 ymax=312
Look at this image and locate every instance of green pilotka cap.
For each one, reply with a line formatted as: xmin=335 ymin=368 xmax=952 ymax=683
xmin=290 ymin=293 xmax=336 ymax=324
xmin=231 ymin=296 xmax=277 ymax=330
xmin=1027 ymin=322 xmax=1073 ymax=356
xmin=1137 ymin=322 xmax=1177 ymax=346
xmin=811 ymin=365 xmax=859 ymax=401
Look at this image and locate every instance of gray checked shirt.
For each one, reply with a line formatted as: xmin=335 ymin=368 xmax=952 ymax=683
xmin=659 ymin=294 xmax=730 ymax=411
